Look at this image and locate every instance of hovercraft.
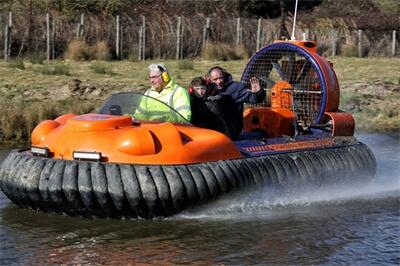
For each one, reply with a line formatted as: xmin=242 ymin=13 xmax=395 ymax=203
xmin=0 ymin=40 xmax=376 ymax=219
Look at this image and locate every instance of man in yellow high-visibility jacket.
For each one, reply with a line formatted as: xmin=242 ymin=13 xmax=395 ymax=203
xmin=140 ymin=64 xmax=191 ymax=122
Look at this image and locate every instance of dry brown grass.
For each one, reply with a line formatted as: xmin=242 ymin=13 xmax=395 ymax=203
xmin=0 ymin=100 xmax=95 ymax=143
xmin=64 ymin=39 xmax=111 ymax=61
xmin=202 ymin=42 xmax=248 ymax=61
xmin=64 ymin=39 xmax=91 ymax=61
xmin=92 ymin=41 xmax=111 ymax=61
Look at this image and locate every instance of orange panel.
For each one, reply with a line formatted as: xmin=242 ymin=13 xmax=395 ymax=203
xmin=31 ymin=114 xmax=242 ymax=164
xmin=243 ymin=107 xmax=294 ymax=137
xmin=323 ymin=112 xmax=355 ymax=136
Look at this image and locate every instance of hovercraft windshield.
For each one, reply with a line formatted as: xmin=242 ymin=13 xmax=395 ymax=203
xmin=98 ymin=92 xmax=191 ymax=124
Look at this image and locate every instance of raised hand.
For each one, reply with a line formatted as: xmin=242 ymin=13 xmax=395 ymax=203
xmin=250 ymin=77 xmax=261 ymax=93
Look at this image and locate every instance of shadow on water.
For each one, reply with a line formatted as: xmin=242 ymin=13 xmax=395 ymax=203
xmin=0 ymin=133 xmax=399 ymax=265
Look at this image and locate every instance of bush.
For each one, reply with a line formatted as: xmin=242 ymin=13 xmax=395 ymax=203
xmin=64 ymin=39 xmax=111 ymax=61
xmin=201 ymin=42 xmax=248 ymax=61
xmin=64 ymin=39 xmax=91 ymax=60
xmin=91 ymin=41 xmax=111 ymax=61
xmin=340 ymin=43 xmax=358 ymax=57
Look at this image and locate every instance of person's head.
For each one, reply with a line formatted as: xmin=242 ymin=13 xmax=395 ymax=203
xmin=148 ymin=64 xmax=170 ymax=92
xmin=208 ymin=66 xmax=226 ymax=90
xmin=189 ymin=77 xmax=208 ymax=98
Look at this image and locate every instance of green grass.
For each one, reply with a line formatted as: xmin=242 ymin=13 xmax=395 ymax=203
xmin=0 ymin=56 xmax=399 ymax=143
xmin=37 ymin=64 xmax=71 ymax=76
xmin=89 ymin=62 xmax=115 ymax=75
xmin=8 ymin=58 xmax=25 ymax=70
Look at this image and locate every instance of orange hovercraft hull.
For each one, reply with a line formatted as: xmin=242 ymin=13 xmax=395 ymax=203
xmin=0 ymin=40 xmax=376 ymax=219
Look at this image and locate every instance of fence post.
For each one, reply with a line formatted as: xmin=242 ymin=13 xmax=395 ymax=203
xmin=331 ymin=29 xmax=337 ymax=56
xmin=180 ymin=23 xmax=184 ymax=59
xmin=46 ymin=13 xmax=51 ymax=61
xmin=358 ymin=29 xmax=363 ymax=57
xmin=142 ymin=16 xmax=146 ymax=60
xmin=116 ymin=15 xmax=121 ymax=59
xmin=138 ymin=26 xmax=143 ymax=60
xmin=236 ymin=17 xmax=241 ymax=45
xmin=77 ymin=14 xmax=84 ymax=38
xmin=4 ymin=12 xmax=12 ymax=60
xmin=256 ymin=18 xmax=262 ymax=51
xmin=176 ymin=16 xmax=181 ymax=60
xmin=4 ymin=25 xmax=9 ymax=60
xmin=392 ymin=30 xmax=396 ymax=57
xmin=202 ymin=17 xmax=210 ymax=48
xmin=51 ymin=18 xmax=56 ymax=59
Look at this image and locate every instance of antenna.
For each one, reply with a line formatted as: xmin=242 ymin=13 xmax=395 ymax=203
xmin=291 ymin=0 xmax=299 ymax=40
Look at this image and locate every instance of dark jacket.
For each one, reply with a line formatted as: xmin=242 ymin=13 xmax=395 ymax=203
xmin=218 ymin=73 xmax=266 ymax=112
xmin=190 ymin=95 xmax=236 ymax=139
xmin=217 ymin=73 xmax=266 ymax=138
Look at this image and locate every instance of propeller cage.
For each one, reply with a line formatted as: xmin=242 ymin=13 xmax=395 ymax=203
xmin=242 ymin=41 xmax=340 ymax=127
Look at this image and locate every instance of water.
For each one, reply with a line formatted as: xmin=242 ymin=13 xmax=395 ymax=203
xmin=0 ymin=134 xmax=399 ymax=265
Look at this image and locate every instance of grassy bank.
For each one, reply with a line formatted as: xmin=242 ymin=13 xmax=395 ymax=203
xmin=0 ymin=57 xmax=399 ymax=143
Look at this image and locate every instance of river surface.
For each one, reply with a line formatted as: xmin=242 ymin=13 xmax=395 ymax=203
xmin=0 ymin=133 xmax=399 ymax=265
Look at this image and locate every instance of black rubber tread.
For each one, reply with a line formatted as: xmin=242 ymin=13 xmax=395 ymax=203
xmin=62 ymin=161 xmax=86 ymax=217
xmin=186 ymin=164 xmax=210 ymax=202
xmin=0 ymin=150 xmax=19 ymax=193
xmin=260 ymin=157 xmax=279 ymax=185
xmin=331 ymin=149 xmax=351 ymax=182
xmin=232 ymin=159 xmax=252 ymax=187
xmin=13 ymin=156 xmax=34 ymax=208
xmin=195 ymin=164 xmax=221 ymax=198
xmin=162 ymin=165 xmax=188 ymax=213
xmin=323 ymin=149 xmax=342 ymax=184
xmin=299 ymin=152 xmax=318 ymax=184
xmin=0 ymin=142 xmax=378 ymax=219
xmin=206 ymin=162 xmax=230 ymax=194
xmin=290 ymin=154 xmax=310 ymax=185
xmin=316 ymin=149 xmax=335 ymax=184
xmin=148 ymin=165 xmax=174 ymax=215
xmin=358 ymin=144 xmax=375 ymax=179
xmin=280 ymin=154 xmax=302 ymax=187
xmin=39 ymin=159 xmax=59 ymax=212
xmin=304 ymin=152 xmax=324 ymax=186
xmin=48 ymin=160 xmax=68 ymax=213
xmin=175 ymin=165 xmax=199 ymax=207
xmin=119 ymin=164 xmax=142 ymax=218
xmin=268 ymin=156 xmax=286 ymax=186
xmin=218 ymin=161 xmax=238 ymax=191
xmin=245 ymin=159 xmax=263 ymax=186
xmin=25 ymin=157 xmax=46 ymax=211
xmin=340 ymin=147 xmax=359 ymax=178
xmin=91 ymin=163 xmax=116 ymax=218
xmin=134 ymin=165 xmax=164 ymax=217
xmin=7 ymin=154 xmax=27 ymax=207
xmin=354 ymin=144 xmax=376 ymax=180
xmin=78 ymin=162 xmax=106 ymax=217
xmin=252 ymin=157 xmax=271 ymax=186
xmin=225 ymin=160 xmax=244 ymax=188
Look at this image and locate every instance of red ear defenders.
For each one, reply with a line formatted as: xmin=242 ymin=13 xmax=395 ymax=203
xmin=188 ymin=84 xmax=215 ymax=96
xmin=157 ymin=65 xmax=171 ymax=83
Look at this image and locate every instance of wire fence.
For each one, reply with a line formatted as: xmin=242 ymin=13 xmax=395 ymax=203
xmin=0 ymin=11 xmax=398 ymax=60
